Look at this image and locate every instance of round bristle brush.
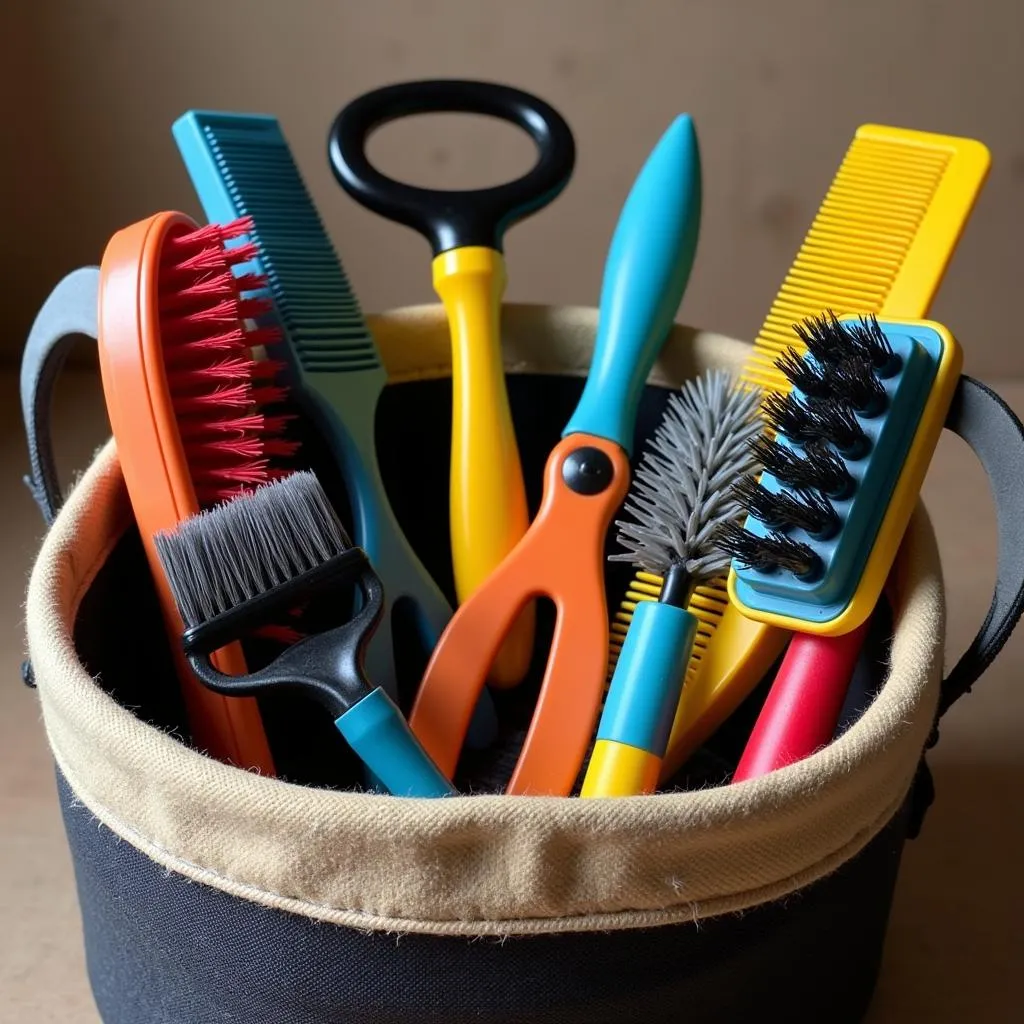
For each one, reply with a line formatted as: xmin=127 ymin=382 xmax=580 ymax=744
xmin=580 ymin=369 xmax=764 ymax=797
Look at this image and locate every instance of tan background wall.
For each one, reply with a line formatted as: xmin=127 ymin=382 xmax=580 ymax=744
xmin=4 ymin=0 xmax=1023 ymax=377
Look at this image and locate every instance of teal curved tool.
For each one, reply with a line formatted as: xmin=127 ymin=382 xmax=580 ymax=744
xmin=172 ymin=110 xmax=497 ymax=747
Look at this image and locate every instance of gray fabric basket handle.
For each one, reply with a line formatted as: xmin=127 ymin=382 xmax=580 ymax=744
xmin=938 ymin=376 xmax=1024 ymax=712
xmin=20 ymin=267 xmax=100 ymax=526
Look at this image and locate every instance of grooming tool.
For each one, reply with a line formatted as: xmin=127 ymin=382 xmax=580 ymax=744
xmin=328 ymin=80 xmax=576 ymax=687
xmin=97 ymin=212 xmax=297 ymax=773
xmin=408 ymin=114 xmax=702 ymax=795
xmin=153 ymin=472 xmax=456 ymax=798
xmin=172 ymin=113 xmax=485 ymax=735
xmin=719 ymin=312 xmax=961 ymax=635
xmin=581 ymin=370 xmax=763 ymax=797
xmin=730 ymin=620 xmax=870 ymax=782
xmin=606 ymin=124 xmax=990 ymax=782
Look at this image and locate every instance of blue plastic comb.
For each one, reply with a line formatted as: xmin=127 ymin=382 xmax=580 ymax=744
xmin=171 ymin=111 xmax=496 ymax=744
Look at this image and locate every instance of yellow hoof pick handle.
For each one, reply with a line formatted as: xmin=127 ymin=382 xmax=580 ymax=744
xmin=330 ymin=80 xmax=576 ymax=687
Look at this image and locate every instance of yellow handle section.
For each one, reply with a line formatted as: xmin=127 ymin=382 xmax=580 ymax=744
xmin=432 ymin=246 xmax=534 ymax=687
xmin=581 ymin=739 xmax=661 ymax=797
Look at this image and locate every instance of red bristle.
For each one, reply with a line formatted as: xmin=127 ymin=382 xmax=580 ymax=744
xmin=236 ymin=295 xmax=274 ymax=320
xmin=172 ymin=298 xmax=248 ymax=325
xmin=251 ymin=385 xmax=288 ymax=407
xmin=164 ymin=272 xmax=236 ymax=305
xmin=249 ymin=358 xmax=287 ymax=379
xmin=185 ymin=437 xmax=267 ymax=462
xmin=218 ymin=216 xmax=256 ymax=240
xmin=167 ymin=356 xmax=256 ymax=385
xmin=232 ymin=273 xmax=269 ymax=295
xmin=172 ymin=382 xmax=255 ymax=413
xmin=169 ymin=245 xmax=239 ymax=275
xmin=244 ymin=326 xmax=283 ymax=350
xmin=224 ymin=241 xmax=260 ymax=266
xmin=264 ymin=439 xmax=302 ymax=458
xmin=254 ymin=624 xmax=306 ymax=645
xmin=261 ymin=414 xmax=296 ymax=434
xmin=176 ymin=413 xmax=266 ymax=439
xmin=162 ymin=329 xmax=250 ymax=364
xmin=158 ymin=216 xmax=306 ymax=641
xmin=158 ymin=224 xmax=297 ymax=494
xmin=165 ymin=222 xmax=226 ymax=249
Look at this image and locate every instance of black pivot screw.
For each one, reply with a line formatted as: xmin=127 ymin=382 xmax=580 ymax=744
xmin=562 ymin=447 xmax=614 ymax=495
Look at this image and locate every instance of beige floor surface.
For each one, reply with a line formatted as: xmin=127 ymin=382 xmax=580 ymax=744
xmin=1 ymin=368 xmax=1022 ymax=1022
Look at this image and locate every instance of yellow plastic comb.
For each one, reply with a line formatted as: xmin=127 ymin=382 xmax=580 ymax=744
xmin=605 ymin=124 xmax=990 ymax=781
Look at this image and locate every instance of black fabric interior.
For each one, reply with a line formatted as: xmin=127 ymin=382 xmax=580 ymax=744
xmin=72 ymin=372 xmax=893 ymax=793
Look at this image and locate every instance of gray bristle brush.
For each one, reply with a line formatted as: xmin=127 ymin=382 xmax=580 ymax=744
xmin=581 ymin=368 xmax=764 ymax=797
xmin=153 ymin=471 xmax=456 ymax=798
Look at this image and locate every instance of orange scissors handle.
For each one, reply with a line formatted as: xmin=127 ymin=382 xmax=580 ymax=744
xmin=409 ymin=434 xmax=630 ymax=794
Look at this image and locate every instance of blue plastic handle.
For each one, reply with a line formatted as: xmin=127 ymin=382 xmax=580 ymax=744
xmin=563 ymin=114 xmax=702 ymax=453
xmin=596 ymin=600 xmax=698 ymax=755
xmin=335 ymin=688 xmax=456 ymax=798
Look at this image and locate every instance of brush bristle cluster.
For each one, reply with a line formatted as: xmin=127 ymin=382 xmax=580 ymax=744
xmin=716 ymin=522 xmax=821 ymax=581
xmin=154 ymin=471 xmax=350 ymax=630
xmin=159 ymin=216 xmax=298 ymax=506
xmin=611 ymin=369 xmax=764 ymax=579
xmin=719 ymin=311 xmax=894 ymax=578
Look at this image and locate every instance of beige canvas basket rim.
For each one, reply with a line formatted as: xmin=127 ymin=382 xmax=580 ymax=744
xmin=25 ymin=303 xmax=945 ymax=937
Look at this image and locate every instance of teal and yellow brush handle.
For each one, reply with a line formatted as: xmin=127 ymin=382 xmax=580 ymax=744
xmin=582 ymin=596 xmax=698 ymax=797
xmin=329 ymin=79 xmax=576 ymax=687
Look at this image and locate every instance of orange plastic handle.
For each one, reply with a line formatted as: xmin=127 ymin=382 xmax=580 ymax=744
xmin=98 ymin=212 xmax=274 ymax=773
xmin=409 ymin=433 xmax=631 ymax=795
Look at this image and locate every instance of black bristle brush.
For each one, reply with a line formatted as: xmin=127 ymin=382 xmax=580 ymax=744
xmin=721 ymin=307 xmax=962 ymax=639
xmin=718 ymin=311 xmax=898 ymax=582
xmin=153 ymin=471 xmax=455 ymax=797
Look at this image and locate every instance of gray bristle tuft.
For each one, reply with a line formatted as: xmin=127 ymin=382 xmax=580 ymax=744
xmin=154 ymin=471 xmax=351 ymax=629
xmin=611 ymin=369 xmax=765 ymax=579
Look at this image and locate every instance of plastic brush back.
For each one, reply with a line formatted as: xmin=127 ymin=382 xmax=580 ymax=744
xmin=729 ymin=317 xmax=962 ymax=634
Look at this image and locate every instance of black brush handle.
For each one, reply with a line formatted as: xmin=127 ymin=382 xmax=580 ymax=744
xmin=327 ymin=79 xmax=575 ymax=255
xmin=186 ymin=569 xmax=385 ymax=722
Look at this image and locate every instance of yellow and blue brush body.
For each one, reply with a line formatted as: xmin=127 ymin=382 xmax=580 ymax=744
xmin=582 ymin=370 xmax=763 ymax=798
xmin=724 ymin=313 xmax=961 ymax=636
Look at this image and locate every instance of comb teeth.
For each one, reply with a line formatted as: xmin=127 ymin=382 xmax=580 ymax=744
xmin=154 ymin=471 xmax=351 ymax=630
xmin=174 ymin=114 xmax=384 ymax=377
xmin=743 ymin=130 xmax=961 ymax=392
xmin=158 ymin=217 xmax=296 ymax=506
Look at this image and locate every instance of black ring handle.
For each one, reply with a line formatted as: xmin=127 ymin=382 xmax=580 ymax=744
xmin=937 ymin=375 xmax=1024 ymax=715
xmin=327 ymin=79 xmax=575 ymax=255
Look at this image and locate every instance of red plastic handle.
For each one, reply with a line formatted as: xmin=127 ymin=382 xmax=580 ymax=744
xmin=731 ymin=621 xmax=870 ymax=783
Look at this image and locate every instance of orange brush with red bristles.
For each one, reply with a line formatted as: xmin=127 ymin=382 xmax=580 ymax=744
xmin=98 ymin=212 xmax=299 ymax=772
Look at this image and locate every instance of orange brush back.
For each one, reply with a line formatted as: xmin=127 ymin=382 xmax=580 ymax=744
xmin=98 ymin=211 xmax=296 ymax=772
